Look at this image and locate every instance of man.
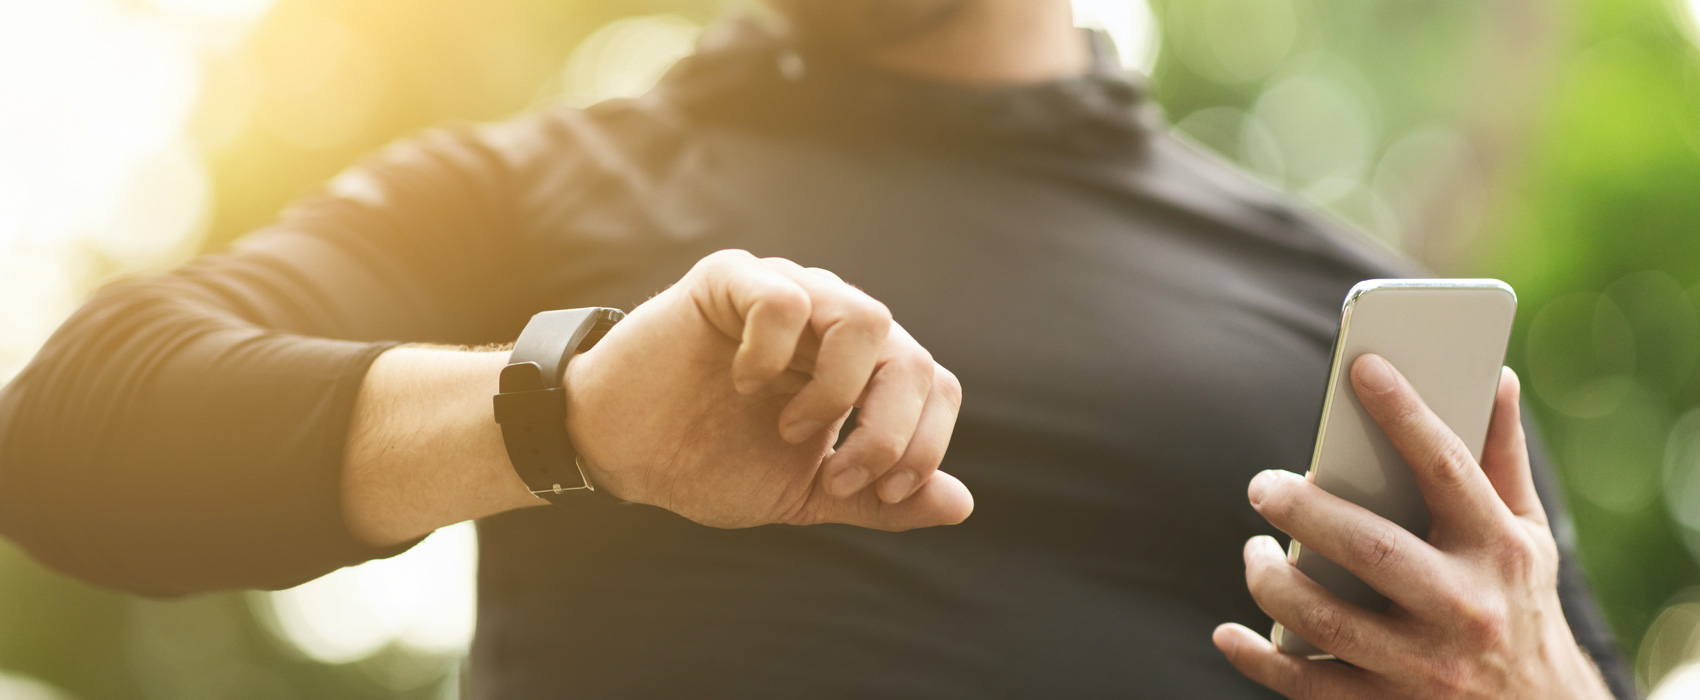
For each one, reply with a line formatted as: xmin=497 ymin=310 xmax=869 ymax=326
xmin=0 ymin=0 xmax=1634 ymax=697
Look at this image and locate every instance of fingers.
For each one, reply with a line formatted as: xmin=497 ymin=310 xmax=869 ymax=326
xmin=819 ymin=322 xmax=936 ymax=498
xmin=689 ymin=250 xmax=814 ymax=393
xmin=1212 ymin=623 xmax=1377 ymax=700
xmin=759 ymin=258 xmax=895 ymax=445
xmin=1248 ymin=469 xmax=1448 ymax=612
xmin=875 ymin=365 xmax=962 ymax=504
xmin=1480 ymin=367 xmax=1546 ymax=523
xmin=689 ymin=251 xmax=956 ymax=504
xmin=1241 ymin=535 xmax=1403 ymax=668
xmin=1349 ymin=354 xmax=1512 ymax=540
xmin=796 ymin=469 xmax=974 ymax=531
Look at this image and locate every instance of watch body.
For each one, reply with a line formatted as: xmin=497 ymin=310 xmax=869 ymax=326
xmin=492 ymin=308 xmax=624 ymax=502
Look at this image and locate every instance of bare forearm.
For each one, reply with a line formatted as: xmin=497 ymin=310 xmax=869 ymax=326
xmin=341 ymin=346 xmax=542 ymax=548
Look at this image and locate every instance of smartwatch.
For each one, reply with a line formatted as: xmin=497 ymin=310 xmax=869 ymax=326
xmin=493 ymin=308 xmax=624 ymax=503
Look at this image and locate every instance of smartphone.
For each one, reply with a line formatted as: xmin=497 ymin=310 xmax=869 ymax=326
xmin=1272 ymin=279 xmax=1518 ymax=658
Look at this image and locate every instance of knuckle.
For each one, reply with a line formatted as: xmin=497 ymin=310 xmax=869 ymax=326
xmin=935 ymin=367 xmax=963 ymax=405
xmin=1434 ymin=585 xmax=1472 ymax=619
xmin=1488 ymin=531 xmax=1545 ymax=578
xmin=859 ymin=433 xmax=906 ymax=466
xmin=1301 ymin=603 xmax=1354 ymax=652
xmin=764 ymin=283 xmax=811 ymax=317
xmin=836 ymin=296 xmax=892 ymax=332
xmin=1428 ymin=440 xmax=1476 ymax=486
xmin=899 ymin=345 xmax=935 ymax=373
xmin=700 ymin=248 xmax=754 ymax=271
xmin=1346 ymin=520 xmax=1404 ymax=575
xmin=897 ymin=350 xmax=936 ymax=389
xmin=1457 ymin=599 xmax=1510 ymax=647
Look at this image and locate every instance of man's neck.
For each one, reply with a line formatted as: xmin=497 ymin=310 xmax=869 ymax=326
xmin=867 ymin=0 xmax=1089 ymax=86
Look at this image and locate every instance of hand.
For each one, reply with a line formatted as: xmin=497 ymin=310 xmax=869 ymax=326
xmin=1212 ymin=355 xmax=1613 ymax=699
xmin=561 ymin=249 xmax=972 ymax=530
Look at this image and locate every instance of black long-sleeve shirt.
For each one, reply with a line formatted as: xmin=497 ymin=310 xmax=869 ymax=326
xmin=0 ymin=20 xmax=1634 ymax=699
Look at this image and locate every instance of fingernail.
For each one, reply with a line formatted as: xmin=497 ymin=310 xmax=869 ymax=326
xmin=831 ymin=466 xmax=868 ymax=496
xmin=782 ymin=419 xmax=825 ymax=444
xmin=1356 ymin=354 xmax=1396 ymax=393
xmin=1245 ymin=535 xmax=1282 ymax=560
xmin=1211 ymin=624 xmax=1238 ymax=653
xmin=878 ymin=471 xmax=917 ymax=504
xmin=1248 ymin=470 xmax=1279 ymax=506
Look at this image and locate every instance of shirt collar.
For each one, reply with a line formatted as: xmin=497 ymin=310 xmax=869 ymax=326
xmin=658 ymin=15 xmax=1163 ymax=156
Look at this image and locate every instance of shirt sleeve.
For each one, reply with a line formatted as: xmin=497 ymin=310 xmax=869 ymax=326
xmin=1528 ymin=412 xmax=1638 ymax=699
xmin=0 ymin=124 xmax=547 ymax=596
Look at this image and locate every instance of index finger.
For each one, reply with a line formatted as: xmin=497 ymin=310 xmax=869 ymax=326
xmin=759 ymin=258 xmax=893 ymax=445
xmin=820 ymin=322 xmax=936 ymax=499
xmin=1350 ymin=354 xmax=1512 ymax=542
xmin=1249 ymin=469 xmax=1451 ymax=613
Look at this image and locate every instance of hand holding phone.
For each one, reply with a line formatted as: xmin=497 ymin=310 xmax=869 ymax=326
xmin=1210 ymin=279 xmax=1614 ymax=700
xmin=1277 ymin=279 xmax=1517 ymax=657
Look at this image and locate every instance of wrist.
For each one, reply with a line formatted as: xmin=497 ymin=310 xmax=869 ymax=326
xmin=1561 ymin=643 xmax=1614 ymax=700
xmin=561 ymin=347 xmax=612 ymax=490
xmin=342 ymin=347 xmax=539 ymax=548
xmin=1543 ymin=611 xmax=1613 ymax=700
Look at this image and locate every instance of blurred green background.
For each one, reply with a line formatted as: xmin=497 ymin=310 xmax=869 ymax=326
xmin=1 ymin=0 xmax=1699 ymax=697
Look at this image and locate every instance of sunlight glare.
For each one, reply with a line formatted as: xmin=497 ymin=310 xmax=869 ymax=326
xmin=0 ymin=1 xmax=200 ymax=249
xmin=561 ymin=15 xmax=702 ymax=107
xmin=145 ymin=0 xmax=275 ymax=23
xmin=1685 ymin=0 xmax=1700 ymax=44
xmin=257 ymin=522 xmax=478 ymax=664
xmin=0 ymin=672 xmax=72 ymax=700
xmin=0 ymin=0 xmax=208 ymax=380
xmin=1073 ymin=0 xmax=1161 ymax=74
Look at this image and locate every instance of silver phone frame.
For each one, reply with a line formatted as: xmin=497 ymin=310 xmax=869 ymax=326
xmin=1271 ymin=278 xmax=1516 ymax=659
xmin=1307 ymin=279 xmax=1515 ymax=480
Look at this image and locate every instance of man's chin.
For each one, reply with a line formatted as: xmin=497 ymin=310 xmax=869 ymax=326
xmin=768 ymin=0 xmax=976 ymax=52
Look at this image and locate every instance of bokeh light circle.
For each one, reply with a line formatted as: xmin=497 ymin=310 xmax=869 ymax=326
xmin=1665 ymin=408 xmax=1700 ymax=561
xmin=1642 ymin=592 xmax=1700 ymax=694
xmin=1557 ymin=384 xmax=1669 ymax=515
xmin=255 ymin=522 xmax=477 ymax=665
xmin=561 ymin=15 xmax=703 ymax=107
xmin=1251 ymin=67 xmax=1376 ymax=190
xmin=1168 ymin=0 xmax=1296 ymax=84
xmin=1526 ymin=292 xmax=1636 ymax=418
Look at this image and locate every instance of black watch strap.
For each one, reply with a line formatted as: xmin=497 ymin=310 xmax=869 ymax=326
xmin=493 ymin=308 xmax=624 ymax=503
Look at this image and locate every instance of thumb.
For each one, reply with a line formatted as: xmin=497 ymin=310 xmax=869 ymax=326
xmin=1480 ymin=367 xmax=1546 ymax=523
xmin=798 ymin=471 xmax=974 ymax=531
